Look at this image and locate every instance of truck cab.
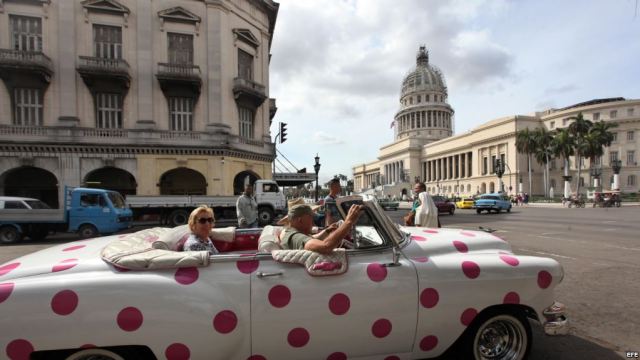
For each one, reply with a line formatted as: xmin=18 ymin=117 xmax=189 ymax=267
xmin=253 ymin=180 xmax=287 ymax=225
xmin=68 ymin=188 xmax=133 ymax=238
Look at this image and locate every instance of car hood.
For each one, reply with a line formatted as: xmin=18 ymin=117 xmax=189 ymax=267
xmin=0 ymin=235 xmax=123 ymax=282
xmin=399 ymin=226 xmax=512 ymax=258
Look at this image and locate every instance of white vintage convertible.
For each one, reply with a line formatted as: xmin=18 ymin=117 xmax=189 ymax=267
xmin=0 ymin=196 xmax=567 ymax=360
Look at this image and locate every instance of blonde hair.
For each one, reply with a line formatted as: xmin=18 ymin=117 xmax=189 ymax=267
xmin=188 ymin=205 xmax=215 ymax=232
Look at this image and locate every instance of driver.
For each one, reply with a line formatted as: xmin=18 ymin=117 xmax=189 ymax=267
xmin=280 ymin=203 xmax=364 ymax=254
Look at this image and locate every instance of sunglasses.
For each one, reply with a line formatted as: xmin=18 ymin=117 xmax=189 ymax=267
xmin=197 ymin=217 xmax=214 ymax=224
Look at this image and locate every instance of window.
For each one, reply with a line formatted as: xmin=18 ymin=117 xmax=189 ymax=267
xmin=612 ymin=132 xmax=617 ymax=142
xmin=169 ymin=97 xmax=194 ymax=131
xmin=628 ymin=108 xmax=635 ymax=117
xmin=610 ymin=151 xmax=618 ymax=163
xmin=96 ymin=93 xmax=123 ymax=129
xmin=593 ymin=112 xmax=600 ymax=121
xmin=550 ymin=179 xmax=556 ymax=189
xmin=627 ymin=131 xmax=634 ymax=141
xmin=4 ymin=201 xmax=28 ymax=209
xmin=491 ymin=155 xmax=497 ymax=173
xmin=610 ymin=110 xmax=617 ymax=119
xmin=629 ymin=175 xmax=637 ymax=186
xmin=80 ymin=194 xmax=106 ymax=207
xmin=579 ymin=177 xmax=584 ymax=187
xmin=426 ymin=94 xmax=430 ymax=102
xmin=482 ymin=157 xmax=488 ymax=175
xmin=417 ymin=95 xmax=421 ymax=103
xmin=167 ymin=33 xmax=193 ymax=64
xmin=594 ymin=156 xmax=601 ymax=166
xmin=500 ymin=154 xmax=506 ymax=168
xmin=238 ymin=49 xmax=253 ymax=80
xmin=409 ymin=97 xmax=413 ymax=105
xmin=563 ymin=118 xmax=568 ymax=126
xmin=13 ymin=88 xmax=43 ymax=126
xmin=238 ymin=106 xmax=254 ymax=139
xmin=10 ymin=15 xmax=42 ymax=51
xmin=93 ymin=25 xmax=122 ymax=59
xmin=628 ymin=151 xmax=635 ymax=165
xmin=550 ymin=121 xmax=555 ymax=129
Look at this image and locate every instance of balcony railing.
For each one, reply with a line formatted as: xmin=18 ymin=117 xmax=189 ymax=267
xmin=233 ymin=77 xmax=266 ymax=94
xmin=157 ymin=63 xmax=201 ymax=80
xmin=233 ymin=77 xmax=267 ymax=107
xmin=0 ymin=49 xmax=53 ymax=79
xmin=77 ymin=56 xmax=130 ymax=75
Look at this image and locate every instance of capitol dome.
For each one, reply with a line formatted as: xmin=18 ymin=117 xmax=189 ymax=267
xmin=393 ymin=46 xmax=454 ymax=142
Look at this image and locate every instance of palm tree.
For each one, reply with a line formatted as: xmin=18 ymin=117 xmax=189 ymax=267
xmin=533 ymin=127 xmax=553 ymax=197
xmin=551 ymin=128 xmax=575 ymax=198
xmin=567 ymin=112 xmax=593 ymax=196
xmin=516 ymin=128 xmax=537 ymax=196
xmin=584 ymin=121 xmax=618 ymax=188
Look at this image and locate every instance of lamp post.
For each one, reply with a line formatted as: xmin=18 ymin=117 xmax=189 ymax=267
xmin=314 ymin=154 xmax=321 ymax=201
xmin=611 ymin=159 xmax=622 ymax=190
xmin=495 ymin=159 xmax=505 ymax=193
xmin=590 ymin=166 xmax=602 ymax=191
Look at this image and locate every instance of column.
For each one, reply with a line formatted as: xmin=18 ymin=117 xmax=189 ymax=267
xmin=57 ymin=0 xmax=79 ymax=125
xmin=206 ymin=4 xmax=224 ymax=129
xmin=136 ymin=0 xmax=154 ymax=127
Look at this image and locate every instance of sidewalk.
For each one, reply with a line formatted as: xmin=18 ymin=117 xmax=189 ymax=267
xmin=528 ymin=201 xmax=640 ymax=208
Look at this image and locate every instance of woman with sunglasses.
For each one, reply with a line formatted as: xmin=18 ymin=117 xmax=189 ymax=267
xmin=183 ymin=206 xmax=219 ymax=254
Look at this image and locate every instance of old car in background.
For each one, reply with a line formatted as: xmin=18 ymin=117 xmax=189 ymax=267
xmin=474 ymin=193 xmax=513 ymax=214
xmin=0 ymin=195 xmax=567 ymax=360
xmin=431 ymin=195 xmax=456 ymax=215
xmin=376 ymin=197 xmax=399 ymax=211
xmin=455 ymin=197 xmax=475 ymax=209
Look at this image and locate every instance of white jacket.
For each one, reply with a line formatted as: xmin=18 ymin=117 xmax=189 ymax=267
xmin=415 ymin=192 xmax=439 ymax=228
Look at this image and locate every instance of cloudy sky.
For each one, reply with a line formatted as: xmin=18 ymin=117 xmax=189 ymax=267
xmin=268 ymin=0 xmax=640 ymax=183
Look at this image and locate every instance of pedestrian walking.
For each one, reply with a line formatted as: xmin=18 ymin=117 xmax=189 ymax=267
xmin=236 ymin=184 xmax=259 ymax=228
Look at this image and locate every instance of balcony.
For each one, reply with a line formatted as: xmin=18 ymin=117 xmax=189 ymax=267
xmin=0 ymin=49 xmax=53 ymax=84
xmin=77 ymin=56 xmax=131 ymax=90
xmin=156 ymin=63 xmax=202 ymax=97
xmin=233 ymin=77 xmax=267 ymax=108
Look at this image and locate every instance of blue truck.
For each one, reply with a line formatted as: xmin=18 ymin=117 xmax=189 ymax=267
xmin=0 ymin=187 xmax=132 ymax=243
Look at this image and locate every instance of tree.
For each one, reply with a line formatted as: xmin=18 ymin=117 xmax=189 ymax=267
xmin=551 ymin=128 xmax=575 ymax=198
xmin=567 ymin=112 xmax=593 ymax=197
xmin=583 ymin=121 xmax=618 ymax=188
xmin=516 ymin=128 xmax=537 ymax=196
xmin=533 ymin=127 xmax=553 ymax=197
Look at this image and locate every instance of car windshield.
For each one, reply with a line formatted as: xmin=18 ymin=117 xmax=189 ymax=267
xmin=25 ymin=200 xmax=51 ymax=209
xmin=480 ymin=195 xmax=499 ymax=200
xmin=108 ymin=192 xmax=126 ymax=209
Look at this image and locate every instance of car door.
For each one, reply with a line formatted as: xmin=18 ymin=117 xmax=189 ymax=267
xmin=250 ymin=207 xmax=418 ymax=359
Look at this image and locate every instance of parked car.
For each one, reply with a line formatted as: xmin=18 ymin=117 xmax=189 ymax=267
xmin=377 ymin=197 xmax=399 ymax=211
xmin=431 ymin=195 xmax=456 ymax=215
xmin=455 ymin=197 xmax=475 ymax=209
xmin=0 ymin=195 xmax=567 ymax=360
xmin=474 ymin=193 xmax=512 ymax=214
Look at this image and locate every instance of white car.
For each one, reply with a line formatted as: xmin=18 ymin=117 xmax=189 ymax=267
xmin=0 ymin=196 xmax=567 ymax=360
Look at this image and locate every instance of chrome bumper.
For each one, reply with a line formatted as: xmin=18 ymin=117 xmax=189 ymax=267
xmin=543 ymin=301 xmax=569 ymax=335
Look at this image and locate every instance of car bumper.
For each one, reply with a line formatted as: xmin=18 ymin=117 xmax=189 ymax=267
xmin=542 ymin=301 xmax=569 ymax=335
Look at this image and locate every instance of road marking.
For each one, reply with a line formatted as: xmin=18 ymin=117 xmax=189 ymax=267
xmin=541 ymin=232 xmax=564 ymax=236
xmin=602 ymin=228 xmax=618 ymax=232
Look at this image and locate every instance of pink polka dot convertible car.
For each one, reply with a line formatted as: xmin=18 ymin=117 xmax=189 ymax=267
xmin=0 ymin=196 xmax=567 ymax=360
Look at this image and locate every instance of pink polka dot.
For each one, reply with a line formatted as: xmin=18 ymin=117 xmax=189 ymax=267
xmin=420 ymin=288 xmax=439 ymax=308
xmin=165 ymin=343 xmax=190 ymax=360
xmin=423 ymin=229 xmax=438 ymax=234
xmin=6 ymin=339 xmax=34 ymax=360
xmin=287 ymin=327 xmax=310 ymax=347
xmin=51 ymin=290 xmax=78 ymax=316
xmin=503 ymin=292 xmax=520 ymax=304
xmin=461 ymin=261 xmax=480 ymax=279
xmin=412 ymin=256 xmax=429 ymax=263
xmin=411 ymin=235 xmax=427 ymax=241
xmin=500 ymin=255 xmax=520 ymax=267
xmin=538 ymin=270 xmax=552 ymax=289
xmin=366 ymin=263 xmax=387 ymax=282
xmin=117 ymin=307 xmax=143 ymax=331
xmin=0 ymin=282 xmax=15 ymax=304
xmin=213 ymin=310 xmax=238 ymax=334
xmin=0 ymin=262 xmax=20 ymax=276
xmin=385 ymin=357 xmax=401 ymax=360
xmin=52 ymin=259 xmax=78 ymax=273
xmin=247 ymin=356 xmax=266 ymax=360
xmin=237 ymin=259 xmax=259 ymax=274
xmin=63 ymin=245 xmax=86 ymax=252
xmin=460 ymin=231 xmax=476 ymax=237
xmin=144 ymin=235 xmax=159 ymax=242
xmin=460 ymin=308 xmax=478 ymax=326
xmin=268 ymin=285 xmax=291 ymax=308
xmin=371 ymin=318 xmax=392 ymax=338
xmin=420 ymin=335 xmax=438 ymax=351
xmin=175 ymin=267 xmax=199 ymax=285
xmin=453 ymin=240 xmax=468 ymax=253
xmin=327 ymin=352 xmax=347 ymax=360
xmin=328 ymin=293 xmax=350 ymax=315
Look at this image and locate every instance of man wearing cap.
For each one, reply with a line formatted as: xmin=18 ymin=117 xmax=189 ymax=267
xmin=281 ymin=203 xmax=364 ymax=255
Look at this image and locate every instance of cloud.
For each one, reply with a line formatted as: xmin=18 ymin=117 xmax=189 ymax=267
xmin=312 ymin=131 xmax=346 ymax=145
xmin=544 ymin=84 xmax=578 ymax=95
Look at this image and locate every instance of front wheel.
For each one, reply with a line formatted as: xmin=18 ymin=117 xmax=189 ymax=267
xmin=507 ymin=207 xmax=511 ymax=213
xmin=449 ymin=208 xmax=455 ymax=215
xmin=615 ymin=201 xmax=621 ymax=208
xmin=462 ymin=310 xmax=532 ymax=360
xmin=568 ymin=203 xmax=573 ymax=208
xmin=168 ymin=209 xmax=190 ymax=227
xmin=258 ymin=207 xmax=275 ymax=226
xmin=78 ymin=224 xmax=98 ymax=239
xmin=65 ymin=348 xmax=125 ymax=360
xmin=0 ymin=226 xmax=21 ymax=244
xmin=496 ymin=208 xmax=501 ymax=214
xmin=476 ymin=209 xmax=481 ymax=214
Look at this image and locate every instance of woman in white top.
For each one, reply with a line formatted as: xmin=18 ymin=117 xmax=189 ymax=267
xmin=415 ymin=192 xmax=439 ymax=228
xmin=183 ymin=206 xmax=219 ymax=255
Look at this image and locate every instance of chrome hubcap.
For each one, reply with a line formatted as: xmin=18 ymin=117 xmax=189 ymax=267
xmin=474 ymin=316 xmax=526 ymax=360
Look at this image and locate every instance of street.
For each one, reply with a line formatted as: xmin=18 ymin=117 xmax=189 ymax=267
xmin=1 ymin=206 xmax=638 ymax=359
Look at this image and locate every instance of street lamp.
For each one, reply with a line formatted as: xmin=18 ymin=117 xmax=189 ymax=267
xmin=611 ymin=159 xmax=622 ymax=190
xmin=590 ymin=166 xmax=602 ymax=190
xmin=314 ymin=154 xmax=321 ymax=201
xmin=495 ymin=159 xmax=505 ymax=193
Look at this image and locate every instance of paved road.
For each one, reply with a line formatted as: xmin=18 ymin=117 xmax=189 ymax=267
xmin=388 ymin=206 xmax=639 ymax=359
xmin=2 ymin=207 xmax=638 ymax=359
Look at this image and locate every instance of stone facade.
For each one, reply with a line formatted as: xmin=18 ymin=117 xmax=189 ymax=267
xmin=0 ymin=0 xmax=279 ymax=206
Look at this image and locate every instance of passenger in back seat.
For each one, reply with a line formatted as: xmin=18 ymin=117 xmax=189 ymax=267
xmin=183 ymin=206 xmax=219 ymax=255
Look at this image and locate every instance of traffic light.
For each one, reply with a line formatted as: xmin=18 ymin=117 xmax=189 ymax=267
xmin=280 ymin=122 xmax=287 ymax=144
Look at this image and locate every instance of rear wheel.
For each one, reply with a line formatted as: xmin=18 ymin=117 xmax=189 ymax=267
xmin=449 ymin=207 xmax=455 ymax=215
xmin=168 ymin=209 xmax=190 ymax=227
xmin=476 ymin=209 xmax=482 ymax=214
xmin=461 ymin=309 xmax=532 ymax=360
xmin=0 ymin=226 xmax=21 ymax=244
xmin=567 ymin=203 xmax=572 ymax=208
xmin=507 ymin=207 xmax=511 ymax=213
xmin=496 ymin=208 xmax=501 ymax=214
xmin=78 ymin=224 xmax=98 ymax=239
xmin=258 ymin=207 xmax=275 ymax=226
xmin=29 ymin=226 xmax=49 ymax=241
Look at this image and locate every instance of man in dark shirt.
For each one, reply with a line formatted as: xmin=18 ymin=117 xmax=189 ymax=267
xmin=324 ymin=178 xmax=342 ymax=226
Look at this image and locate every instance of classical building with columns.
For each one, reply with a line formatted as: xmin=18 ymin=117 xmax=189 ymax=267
xmin=0 ymin=0 xmax=279 ymax=208
xmin=353 ymin=46 xmax=640 ymax=198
